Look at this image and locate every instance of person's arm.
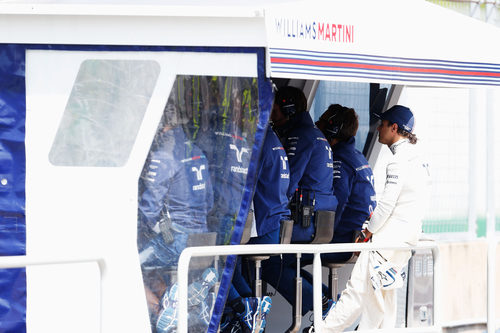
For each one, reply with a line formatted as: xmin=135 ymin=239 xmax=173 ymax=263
xmin=286 ymin=134 xmax=313 ymax=198
xmin=138 ymin=153 xmax=172 ymax=229
xmin=332 ymin=159 xmax=354 ymax=230
xmin=251 ymin=141 xmax=266 ymax=233
xmin=366 ymin=161 xmax=403 ymax=234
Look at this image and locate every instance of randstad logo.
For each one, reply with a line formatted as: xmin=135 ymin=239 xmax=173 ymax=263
xmin=230 ymin=144 xmax=249 ymax=163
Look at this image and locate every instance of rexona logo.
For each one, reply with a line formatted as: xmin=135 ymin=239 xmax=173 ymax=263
xmin=273 ymin=18 xmax=355 ymax=43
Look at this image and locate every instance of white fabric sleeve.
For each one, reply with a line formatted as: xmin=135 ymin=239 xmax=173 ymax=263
xmin=367 ymin=161 xmax=404 ymax=234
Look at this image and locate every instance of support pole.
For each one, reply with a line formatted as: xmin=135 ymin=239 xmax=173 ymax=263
xmin=485 ymin=88 xmax=496 ymax=333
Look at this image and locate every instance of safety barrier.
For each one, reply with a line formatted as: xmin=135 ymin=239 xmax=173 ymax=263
xmin=177 ymin=241 xmax=441 ymax=333
xmin=0 ymin=254 xmax=105 ymax=332
xmin=0 ymin=242 xmax=440 ymax=333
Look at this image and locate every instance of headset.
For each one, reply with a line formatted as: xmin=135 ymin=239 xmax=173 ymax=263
xmin=323 ymin=105 xmax=346 ymax=139
xmin=277 ymin=96 xmax=296 ymax=117
xmin=275 ymin=86 xmax=305 ymax=117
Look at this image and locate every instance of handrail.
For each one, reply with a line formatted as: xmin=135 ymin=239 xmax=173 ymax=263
xmin=177 ymin=241 xmax=441 ymax=333
xmin=0 ymin=254 xmax=105 ymax=333
xmin=0 ymin=242 xmax=441 ymax=333
xmin=0 ymin=255 xmax=105 ymax=270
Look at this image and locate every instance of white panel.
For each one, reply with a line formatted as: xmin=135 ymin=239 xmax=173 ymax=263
xmin=265 ymin=0 xmax=500 ymax=65
xmin=265 ymin=0 xmax=500 ymax=86
xmin=0 ymin=15 xmax=266 ymax=47
xmin=25 ymin=49 xmax=257 ymax=333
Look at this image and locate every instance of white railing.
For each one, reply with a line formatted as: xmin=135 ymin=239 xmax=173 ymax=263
xmin=177 ymin=241 xmax=441 ymax=333
xmin=0 ymin=254 xmax=105 ymax=333
xmin=8 ymin=240 xmax=500 ymax=332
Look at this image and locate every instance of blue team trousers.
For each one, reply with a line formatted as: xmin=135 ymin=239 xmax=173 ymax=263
xmin=262 ymin=251 xmax=352 ymax=315
xmin=227 ymin=228 xmax=280 ymax=302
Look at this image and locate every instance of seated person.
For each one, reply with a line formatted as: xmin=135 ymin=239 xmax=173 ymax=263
xmin=297 ymin=104 xmax=377 ymax=315
xmin=262 ymin=87 xmax=337 ymax=315
xmin=137 ymin=92 xmax=215 ymax=332
xmin=221 ymin=124 xmax=290 ymax=333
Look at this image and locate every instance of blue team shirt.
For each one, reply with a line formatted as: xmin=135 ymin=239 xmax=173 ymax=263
xmin=196 ymin=123 xmax=250 ymax=244
xmin=282 ymin=112 xmax=337 ymax=212
xmin=138 ymin=126 xmax=213 ymax=233
xmin=253 ymin=126 xmax=291 ymax=236
xmin=331 ymin=137 xmax=376 ymax=243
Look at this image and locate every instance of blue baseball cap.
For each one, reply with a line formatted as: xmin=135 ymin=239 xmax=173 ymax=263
xmin=375 ymin=105 xmax=414 ymax=133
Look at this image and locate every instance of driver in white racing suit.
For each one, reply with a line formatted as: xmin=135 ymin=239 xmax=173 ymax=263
xmin=322 ymin=105 xmax=431 ymax=332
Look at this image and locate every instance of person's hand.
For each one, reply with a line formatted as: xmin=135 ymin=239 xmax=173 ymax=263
xmin=362 ymin=229 xmax=373 ymax=241
xmin=354 ymin=229 xmax=372 ymax=256
xmin=355 ymin=229 xmax=372 ymax=243
xmin=145 ymin=286 xmax=161 ymax=315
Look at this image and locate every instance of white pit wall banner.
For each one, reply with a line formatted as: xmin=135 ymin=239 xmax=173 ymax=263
xmin=265 ymin=0 xmax=500 ymax=86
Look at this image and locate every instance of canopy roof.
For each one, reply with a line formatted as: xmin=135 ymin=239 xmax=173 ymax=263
xmin=0 ymin=0 xmax=499 ymax=86
xmin=265 ymin=0 xmax=500 ymax=86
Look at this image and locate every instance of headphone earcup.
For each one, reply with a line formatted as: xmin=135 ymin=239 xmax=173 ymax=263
xmin=325 ymin=111 xmax=345 ymax=139
xmin=276 ymin=88 xmax=298 ymax=117
xmin=282 ymin=103 xmax=296 ymax=117
xmin=328 ymin=119 xmax=340 ymax=136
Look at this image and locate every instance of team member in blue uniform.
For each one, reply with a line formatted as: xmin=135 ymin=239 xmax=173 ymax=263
xmin=192 ymin=77 xmax=251 ymax=245
xmin=138 ymin=96 xmax=213 ymax=268
xmin=297 ymin=104 xmax=377 ymax=320
xmin=262 ymin=86 xmax=337 ymax=315
xmin=137 ymin=93 xmax=215 ymax=332
xmin=252 ymin=125 xmax=291 ymax=242
xmin=271 ymin=86 xmax=337 ymax=236
xmin=137 ymin=126 xmax=213 ymax=267
xmin=316 ymin=104 xmax=376 ymax=259
xmin=222 ymin=124 xmax=291 ymax=333
xmin=208 ymin=128 xmax=250 ymax=244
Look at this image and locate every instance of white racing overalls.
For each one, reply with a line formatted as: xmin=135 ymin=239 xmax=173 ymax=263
xmin=323 ymin=139 xmax=431 ymax=332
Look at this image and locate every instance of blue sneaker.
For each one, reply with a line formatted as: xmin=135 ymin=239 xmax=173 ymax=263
xmin=157 ymin=283 xmax=180 ymax=332
xmin=160 ymin=282 xmax=179 ymax=309
xmin=156 ymin=307 xmax=177 ymax=333
xmin=260 ymin=296 xmax=272 ymax=315
xmin=238 ymin=297 xmax=255 ymax=332
xmin=220 ymin=313 xmax=233 ymax=332
xmin=254 ymin=296 xmax=272 ymax=333
xmin=201 ymin=267 xmax=219 ymax=288
xmin=238 ymin=296 xmax=272 ymax=333
xmin=220 ymin=312 xmax=245 ymax=333
xmin=198 ymin=291 xmax=216 ymax=327
xmin=230 ymin=319 xmax=243 ymax=333
xmin=188 ymin=268 xmax=219 ymax=306
xmin=188 ymin=281 xmax=206 ymax=306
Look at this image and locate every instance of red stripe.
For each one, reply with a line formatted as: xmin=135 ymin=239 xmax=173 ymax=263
xmin=232 ymin=134 xmax=244 ymax=141
xmin=271 ymin=57 xmax=500 ymax=78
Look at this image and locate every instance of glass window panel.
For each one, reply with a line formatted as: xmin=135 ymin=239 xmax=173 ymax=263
xmin=311 ymin=81 xmax=373 ymax=152
xmin=49 ymin=59 xmax=160 ymax=167
xmin=137 ymin=75 xmax=260 ymax=332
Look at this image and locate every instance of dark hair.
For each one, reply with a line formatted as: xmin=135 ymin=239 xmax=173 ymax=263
xmin=396 ymin=127 xmax=418 ymax=144
xmin=322 ymin=104 xmax=358 ymax=142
